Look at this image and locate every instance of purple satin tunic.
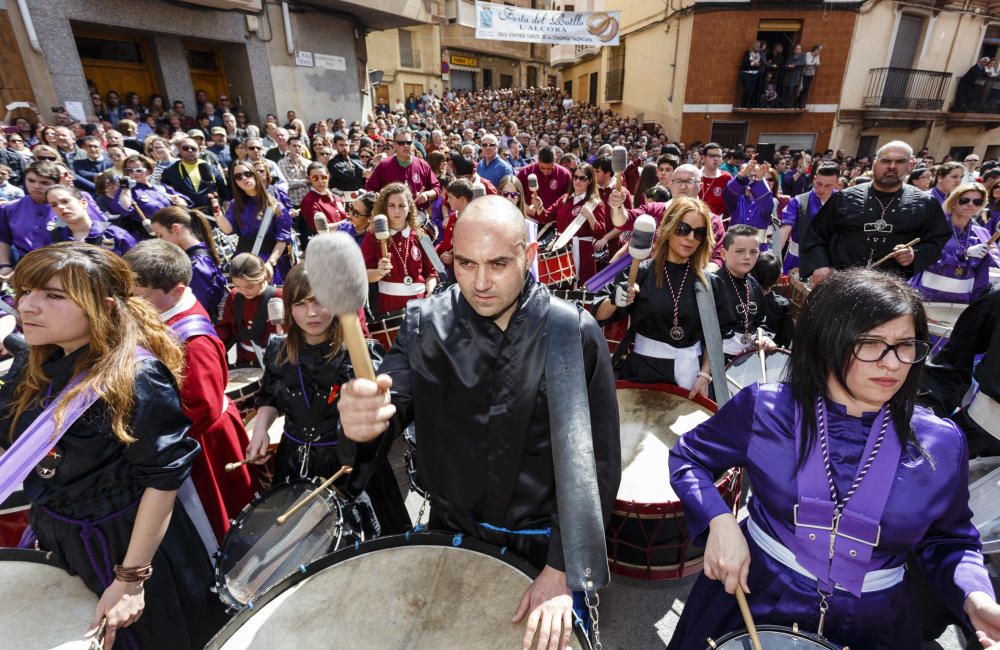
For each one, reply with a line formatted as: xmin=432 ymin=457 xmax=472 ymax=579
xmin=910 ymin=221 xmax=997 ymax=304
xmin=724 ymin=176 xmax=773 ymax=231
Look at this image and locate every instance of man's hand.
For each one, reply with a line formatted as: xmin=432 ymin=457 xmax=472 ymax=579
xmin=892 ymin=244 xmax=915 ymax=267
xmin=809 ymin=266 xmax=833 ymax=287
xmin=337 ymin=375 xmax=396 ymax=442
xmin=512 ymin=565 xmax=574 ymax=650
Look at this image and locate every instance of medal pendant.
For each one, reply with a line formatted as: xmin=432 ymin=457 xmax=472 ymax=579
xmin=669 ymin=325 xmax=684 ymax=341
xmin=954 ymin=267 xmax=965 ymax=277
xmin=741 ymin=332 xmax=753 ymax=345
xmin=403 ymin=275 xmax=414 ymax=286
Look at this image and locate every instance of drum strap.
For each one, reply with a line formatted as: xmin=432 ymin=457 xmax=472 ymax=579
xmin=251 ymin=205 xmax=276 ymax=258
xmin=545 ymin=297 xmax=610 ymax=593
xmin=694 ymin=279 xmax=731 ymax=406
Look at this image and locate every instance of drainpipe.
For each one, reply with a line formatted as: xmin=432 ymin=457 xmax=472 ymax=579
xmin=16 ymin=0 xmax=43 ymax=54
xmin=282 ymin=1 xmax=295 ymax=56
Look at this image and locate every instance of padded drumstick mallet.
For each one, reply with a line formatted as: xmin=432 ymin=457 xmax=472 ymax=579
xmin=612 ymin=145 xmax=627 ymax=193
xmin=735 ymin=587 xmax=763 ymax=650
xmin=314 ymin=211 xmax=330 ymax=234
xmin=626 ymin=214 xmax=656 ymax=288
xmin=757 ymin=327 xmax=767 ymax=384
xmin=276 ymin=465 xmax=352 ymax=525
xmin=870 ymin=237 xmax=920 ymax=268
xmin=373 ymin=214 xmax=390 ymax=259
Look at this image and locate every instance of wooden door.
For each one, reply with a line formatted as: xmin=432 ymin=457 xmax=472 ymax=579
xmin=186 ymin=46 xmax=230 ymax=104
xmin=375 ymin=84 xmax=389 ymax=106
xmin=0 ymin=12 xmax=36 ymax=112
xmin=75 ymin=32 xmax=158 ymax=105
xmin=404 ymin=83 xmax=424 ymax=98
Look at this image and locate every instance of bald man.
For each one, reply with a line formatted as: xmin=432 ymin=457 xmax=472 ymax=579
xmin=339 ymin=195 xmax=620 ymax=650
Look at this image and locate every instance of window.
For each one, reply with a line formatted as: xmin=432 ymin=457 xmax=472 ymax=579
xmin=985 ymin=144 xmax=1000 ymax=161
xmin=186 ymin=49 xmax=220 ymax=71
xmin=710 ymin=121 xmax=748 ymax=149
xmin=527 ymin=66 xmax=538 ymax=88
xmin=758 ymin=132 xmax=816 ymax=152
xmin=564 ymin=79 xmax=573 ymax=96
xmin=399 ymin=30 xmax=419 ymax=69
xmin=980 ymin=24 xmax=1000 ymax=61
xmin=76 ymin=36 xmax=145 ymax=64
xmin=500 ymin=74 xmax=514 ymax=88
xmin=755 ymin=19 xmax=802 ymax=69
xmin=949 ymin=145 xmax=974 ymax=161
xmin=483 ymin=69 xmax=493 ymax=88
xmin=857 ymin=135 xmax=878 ymax=160
xmin=605 ymin=44 xmax=625 ymax=102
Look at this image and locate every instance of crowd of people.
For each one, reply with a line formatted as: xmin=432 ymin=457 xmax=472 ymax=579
xmin=1 ymin=84 xmax=1000 ymax=650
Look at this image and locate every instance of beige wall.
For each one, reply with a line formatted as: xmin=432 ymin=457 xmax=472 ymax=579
xmin=367 ymin=24 xmax=442 ymax=105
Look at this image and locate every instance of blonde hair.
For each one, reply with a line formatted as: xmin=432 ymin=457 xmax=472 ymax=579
xmin=9 ymin=242 xmax=184 ymax=444
xmin=652 ymin=197 xmax=714 ymax=288
xmin=942 ymin=182 xmax=987 ymax=216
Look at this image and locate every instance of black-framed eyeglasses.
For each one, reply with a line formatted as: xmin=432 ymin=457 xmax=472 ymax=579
xmin=853 ymin=338 xmax=930 ymax=364
xmin=674 ymin=222 xmax=708 ymax=241
xmin=395 ymin=140 xmax=411 ymax=146
xmin=958 ymin=197 xmax=984 ymax=206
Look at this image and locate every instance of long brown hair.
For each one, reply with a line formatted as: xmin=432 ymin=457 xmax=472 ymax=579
xmin=374 ymin=182 xmax=422 ymax=234
xmin=150 ymin=205 xmax=221 ymax=265
xmin=276 ymin=264 xmax=343 ymax=366
xmin=230 ymin=161 xmax=279 ymax=230
xmin=9 ymin=242 xmax=185 ymax=444
xmin=567 ymin=162 xmax=599 ymax=205
xmin=652 ymin=197 xmax=714 ymax=289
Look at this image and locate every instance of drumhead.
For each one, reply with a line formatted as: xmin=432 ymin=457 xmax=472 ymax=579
xmin=711 ymin=624 xmax=840 ymax=649
xmin=969 ymin=457 xmax=1000 ymax=555
xmin=924 ymin=302 xmax=967 ymax=337
xmin=0 ymin=548 xmax=98 ymax=649
xmin=208 ymin=532 xmax=589 ymax=650
xmin=616 ymin=382 xmax=715 ymax=504
xmin=215 ymin=480 xmax=356 ymax=610
xmin=726 ymin=349 xmax=791 ymax=391
xmin=226 ymin=367 xmax=264 ymax=395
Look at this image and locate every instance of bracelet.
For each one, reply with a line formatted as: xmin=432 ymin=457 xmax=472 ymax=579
xmin=697 ymin=371 xmax=713 ymax=382
xmin=113 ymin=563 xmax=153 ymax=583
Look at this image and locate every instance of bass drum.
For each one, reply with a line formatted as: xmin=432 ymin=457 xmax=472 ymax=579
xmin=0 ymin=548 xmax=99 ymax=649
xmin=708 ymin=624 xmax=842 ymax=649
xmin=207 ymin=532 xmax=591 ymax=649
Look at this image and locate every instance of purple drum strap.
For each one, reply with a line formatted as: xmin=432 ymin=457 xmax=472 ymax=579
xmin=584 ymin=254 xmax=631 ymax=292
xmin=169 ymin=314 xmax=217 ymax=341
xmin=283 ymin=430 xmax=338 ymax=447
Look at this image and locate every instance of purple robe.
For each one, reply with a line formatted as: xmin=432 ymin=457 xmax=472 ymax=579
xmin=910 ymin=221 xmax=997 ymax=303
xmin=0 ymin=195 xmax=52 ymax=255
xmin=109 ymin=184 xmax=188 ymax=232
xmin=667 ymin=382 xmax=993 ymax=650
xmin=930 ymin=186 xmax=948 ymax=205
xmin=780 ymin=191 xmax=829 ymax=273
xmin=49 ymin=220 xmax=136 ymax=257
xmin=225 ymin=196 xmax=293 ymax=283
xmin=723 ymin=176 xmax=773 ymax=231
xmin=186 ymin=244 xmax=227 ymax=319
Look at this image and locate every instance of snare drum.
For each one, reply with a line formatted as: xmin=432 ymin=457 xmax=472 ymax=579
xmin=925 ymin=302 xmax=968 ymax=353
xmin=726 ymin=348 xmax=792 ymax=393
xmin=214 ymin=479 xmax=363 ymax=610
xmin=708 ymin=624 xmax=842 ymax=649
xmin=227 ymin=367 xmax=264 ymax=420
xmin=207 ymin=532 xmax=591 ymax=649
xmin=607 ymin=382 xmax=742 ymax=580
xmin=969 ymin=457 xmax=1000 ymax=555
xmin=368 ymin=308 xmax=405 ymax=351
xmin=538 ymin=248 xmax=576 ymax=288
xmin=0 ymin=548 xmax=99 ymax=649
xmin=0 ymin=485 xmax=29 ymax=548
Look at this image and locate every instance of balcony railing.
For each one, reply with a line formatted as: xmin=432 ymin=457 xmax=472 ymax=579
xmin=957 ymin=77 xmax=1000 ymax=114
xmin=864 ymin=67 xmax=952 ymax=111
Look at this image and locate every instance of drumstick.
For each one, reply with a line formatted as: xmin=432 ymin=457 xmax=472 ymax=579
xmin=627 ymin=215 xmax=656 ymax=287
xmin=225 ymin=453 xmax=270 ymax=472
xmin=987 ymin=227 xmax=1000 ymax=247
xmin=757 ymin=327 xmax=767 ymax=384
xmin=726 ymin=375 xmax=744 ymax=393
xmin=870 ymin=238 xmax=920 ymax=268
xmin=735 ymin=587 xmax=763 ymax=650
xmin=276 ymin=465 xmax=352 ymax=525
xmin=86 ymin=617 xmax=106 ymax=650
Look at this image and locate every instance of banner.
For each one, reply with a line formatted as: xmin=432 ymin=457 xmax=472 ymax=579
xmin=475 ymin=2 xmax=621 ymax=46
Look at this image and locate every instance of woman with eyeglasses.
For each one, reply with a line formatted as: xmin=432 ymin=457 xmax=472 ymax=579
xmin=109 ymin=154 xmax=190 ymax=241
xmin=298 ymin=162 xmax=346 ymax=241
xmin=594 ymin=198 xmax=731 ymax=397
xmin=910 ymin=183 xmax=997 ymax=304
xmin=497 ymin=174 xmax=527 ymax=215
xmin=667 ymin=268 xmax=1000 ymax=649
xmin=216 ymin=162 xmax=293 ymax=283
xmin=336 ymin=191 xmax=375 ymax=246
xmin=535 ymin=161 xmax=606 ymax=283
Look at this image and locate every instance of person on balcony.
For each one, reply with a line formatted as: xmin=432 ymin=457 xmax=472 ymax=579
xmin=954 ymin=57 xmax=991 ymax=112
xmin=739 ymin=41 xmax=765 ymax=108
xmin=782 ymin=44 xmax=807 ymax=108
xmin=798 ymin=45 xmax=822 ymax=108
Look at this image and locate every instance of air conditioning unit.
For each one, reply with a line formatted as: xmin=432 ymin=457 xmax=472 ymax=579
xmin=175 ymin=0 xmax=263 ymax=12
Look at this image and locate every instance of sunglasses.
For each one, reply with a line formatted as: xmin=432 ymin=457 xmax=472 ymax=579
xmin=395 ymin=140 xmax=411 ymax=146
xmin=180 ymin=145 xmax=198 ymax=152
xmin=125 ymin=168 xmax=146 ymax=174
xmin=675 ymin=221 xmax=708 ymax=241
xmin=958 ymin=197 xmax=985 ymax=206
xmin=346 ymin=204 xmax=367 ymax=217
xmin=501 ymin=191 xmax=521 ymax=199
xmin=573 ymin=175 xmax=589 ymax=181
xmin=310 ymin=175 xmax=329 ymax=181
xmin=247 ymin=145 xmax=263 ymax=151
xmin=233 ymin=171 xmax=255 ymax=181
xmin=36 ymin=156 xmax=57 ymax=162
xmin=482 ymin=143 xmax=497 ymax=148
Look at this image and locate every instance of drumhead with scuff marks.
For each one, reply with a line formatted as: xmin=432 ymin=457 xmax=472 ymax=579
xmin=712 ymin=626 xmax=841 ymax=648
xmin=0 ymin=549 xmax=98 ymax=649
xmin=924 ymin=302 xmax=968 ymax=337
xmin=226 ymin=367 xmax=264 ymax=393
xmin=616 ymin=387 xmax=714 ymax=503
xmin=726 ymin=349 xmax=791 ymax=392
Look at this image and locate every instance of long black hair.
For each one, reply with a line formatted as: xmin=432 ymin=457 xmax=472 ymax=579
xmin=787 ymin=268 xmax=928 ymax=467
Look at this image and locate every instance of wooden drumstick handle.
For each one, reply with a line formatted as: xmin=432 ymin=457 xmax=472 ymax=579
xmin=225 ymin=453 xmax=270 ymax=472
xmin=987 ymin=227 xmax=1000 ymax=247
xmin=871 ymin=237 xmax=920 ymax=268
xmin=339 ymin=311 xmax=375 ymax=381
xmin=379 ymin=239 xmax=389 ymax=259
xmin=757 ymin=327 xmax=767 ymax=384
xmin=735 ymin=587 xmax=763 ymax=650
xmin=276 ymin=465 xmax=352 ymax=525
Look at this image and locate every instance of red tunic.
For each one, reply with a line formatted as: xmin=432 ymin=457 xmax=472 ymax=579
xmin=598 ymin=184 xmax=633 ymax=260
xmin=361 ymin=228 xmax=437 ymax=315
xmin=215 ymin=286 xmax=284 ymax=365
xmin=364 ymin=155 xmax=441 ymax=205
xmin=699 ymin=172 xmax=732 ymax=217
xmin=436 ymin=210 xmax=457 ymax=270
xmin=541 ymin=195 xmax=607 ymax=283
xmin=166 ymin=298 xmax=254 ymax=542
xmin=299 ymin=189 xmax=346 ymax=234
xmin=517 ymin=162 xmax=572 ymax=210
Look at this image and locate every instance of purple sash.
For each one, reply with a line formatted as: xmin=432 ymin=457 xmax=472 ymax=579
xmin=584 ymin=254 xmax=631 ymax=292
xmin=169 ymin=313 xmax=217 ymax=341
xmin=784 ymin=403 xmax=902 ymax=597
xmin=0 ymin=349 xmax=155 ymax=505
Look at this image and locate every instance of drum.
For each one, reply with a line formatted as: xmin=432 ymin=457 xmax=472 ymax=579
xmin=969 ymin=457 xmax=1000 ymax=555
xmin=726 ymin=348 xmax=792 ymax=392
xmin=707 ymin=624 xmax=842 ymax=649
xmin=368 ymin=308 xmax=405 ymax=352
xmin=403 ymin=425 xmax=429 ymax=500
xmin=549 ymin=287 xmax=628 ymax=354
xmin=0 ymin=485 xmax=29 ymax=548
xmin=0 ymin=548 xmax=100 ymax=649
xmin=990 ymin=266 xmax=999 ymax=285
xmin=227 ymin=367 xmax=264 ymax=420
xmin=536 ymin=221 xmax=557 ymax=248
xmin=789 ymin=269 xmax=810 ymax=322
xmin=607 ymin=382 xmax=742 ymax=580
xmin=925 ymin=302 xmax=968 ymax=353
xmin=207 ymin=532 xmax=591 ymax=649
xmin=214 ymin=479 xmax=363 ymax=610
xmin=538 ymin=248 xmax=576 ymax=288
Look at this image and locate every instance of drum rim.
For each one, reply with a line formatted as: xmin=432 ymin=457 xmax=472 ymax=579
xmin=0 ymin=547 xmax=66 ymax=568
xmin=710 ymin=623 xmax=840 ymax=649
xmin=724 ymin=347 xmax=792 ymax=371
xmin=615 ymin=380 xmax=718 ymax=413
xmin=206 ymin=531 xmax=591 ymax=649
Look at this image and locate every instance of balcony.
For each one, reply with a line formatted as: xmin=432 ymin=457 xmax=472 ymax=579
xmin=551 ymin=44 xmax=576 ymax=67
xmin=575 ymin=44 xmax=600 ymax=60
xmin=863 ymin=67 xmax=952 ymax=112
xmin=955 ymin=78 xmax=1000 ymax=115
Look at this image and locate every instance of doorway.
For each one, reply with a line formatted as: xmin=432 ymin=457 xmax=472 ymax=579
xmin=75 ymin=31 xmax=159 ymax=107
xmin=404 ymin=83 xmax=424 ymax=100
xmin=186 ymin=45 xmax=230 ymax=105
xmin=375 ymin=84 xmax=389 ymax=107
xmin=589 ymin=72 xmax=598 ymax=105
xmin=710 ymin=121 xmax=748 ymax=150
xmin=483 ymin=69 xmax=493 ymax=89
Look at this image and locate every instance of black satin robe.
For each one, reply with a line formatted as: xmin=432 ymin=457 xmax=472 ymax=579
xmin=376 ymin=277 xmax=621 ymax=570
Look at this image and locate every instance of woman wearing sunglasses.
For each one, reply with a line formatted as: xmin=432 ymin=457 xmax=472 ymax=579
xmin=335 ymin=191 xmax=375 ymax=246
xmin=497 ymin=174 xmax=527 ymax=215
xmin=109 ymin=154 xmax=191 ymax=241
xmin=594 ymin=197 xmax=733 ymax=398
xmin=535 ymin=162 xmax=606 ymax=283
xmin=667 ymin=268 xmax=1000 ymax=649
xmin=298 ymin=162 xmax=346 ymax=241
xmin=910 ymin=183 xmax=997 ymax=304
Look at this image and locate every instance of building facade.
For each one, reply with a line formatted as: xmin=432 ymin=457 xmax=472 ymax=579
xmin=0 ymin=0 xmax=430 ymax=127
xmin=831 ymin=0 xmax=1000 ymax=161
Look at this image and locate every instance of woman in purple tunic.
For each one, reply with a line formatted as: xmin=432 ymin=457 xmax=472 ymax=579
xmin=911 ymin=183 xmax=997 ymax=304
xmin=668 ymin=268 xmax=1000 ymax=650
xmin=109 ymin=154 xmax=190 ymax=241
xmin=930 ymin=161 xmax=964 ymax=205
xmin=216 ymin=161 xmax=292 ymax=284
